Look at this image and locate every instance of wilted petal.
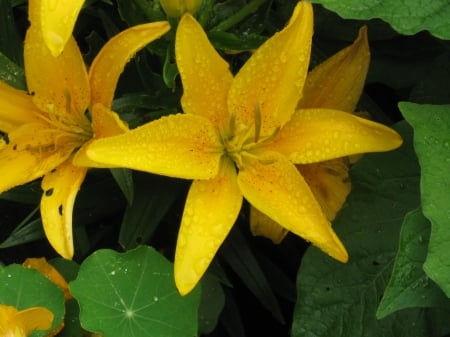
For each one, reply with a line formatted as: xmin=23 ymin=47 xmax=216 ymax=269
xmin=228 ymin=1 xmax=313 ymax=135
xmin=269 ymin=108 xmax=403 ymax=164
xmin=298 ymin=159 xmax=351 ymax=221
xmin=0 ymin=123 xmax=76 ymax=193
xmin=86 ymin=113 xmax=223 ymax=179
xmin=299 ymin=26 xmax=370 ymax=112
xmin=24 ymin=26 xmax=89 ymax=120
xmin=39 ymin=0 xmax=85 ymax=57
xmin=90 ymin=22 xmax=170 ymax=109
xmin=0 ymin=81 xmax=40 ymax=132
xmin=238 ymin=152 xmax=348 ymax=262
xmin=175 ymin=158 xmax=242 ymax=295
xmin=41 ymin=160 xmax=88 ymax=259
xmin=176 ymin=14 xmax=233 ymax=130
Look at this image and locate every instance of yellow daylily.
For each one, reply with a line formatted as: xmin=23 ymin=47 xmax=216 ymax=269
xmin=39 ymin=0 xmax=85 ymax=57
xmin=0 ymin=0 xmax=170 ymax=259
xmin=160 ymin=0 xmax=202 ymax=18
xmin=250 ymin=26 xmax=372 ymax=243
xmin=85 ymin=1 xmax=402 ymax=295
xmin=0 ymin=304 xmax=53 ymax=337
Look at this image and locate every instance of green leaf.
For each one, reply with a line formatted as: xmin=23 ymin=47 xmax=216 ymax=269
xmin=400 ymin=102 xmax=450 ymax=297
xmin=292 ymin=122 xmax=426 ymax=337
xmin=377 ymin=208 xmax=450 ymax=319
xmin=0 ymin=52 xmax=25 ymax=90
xmin=110 ymin=168 xmax=134 ymax=205
xmin=0 ymin=264 xmax=65 ymax=337
xmin=0 ymin=0 xmax=23 ymax=66
xmin=69 ymin=246 xmax=201 ymax=337
xmin=119 ymin=173 xmax=186 ymax=250
xmin=312 ymin=0 xmax=450 ymax=39
xmin=198 ymin=273 xmax=225 ymax=335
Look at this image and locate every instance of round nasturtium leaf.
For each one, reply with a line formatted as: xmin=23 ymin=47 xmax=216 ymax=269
xmin=70 ymin=246 xmax=201 ymax=337
xmin=0 ymin=264 xmax=65 ymax=337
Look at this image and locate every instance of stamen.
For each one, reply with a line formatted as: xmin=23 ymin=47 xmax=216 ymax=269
xmin=254 ymin=103 xmax=261 ymax=143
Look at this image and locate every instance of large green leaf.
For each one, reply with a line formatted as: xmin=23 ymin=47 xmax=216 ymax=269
xmin=311 ymin=0 xmax=450 ymax=39
xmin=292 ymin=122 xmax=428 ymax=336
xmin=400 ymin=102 xmax=450 ymax=297
xmin=0 ymin=264 xmax=65 ymax=337
xmin=70 ymin=246 xmax=201 ymax=337
xmin=377 ymin=208 xmax=450 ymax=318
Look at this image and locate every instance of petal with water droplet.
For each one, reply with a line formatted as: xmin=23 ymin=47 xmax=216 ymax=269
xmin=228 ymin=2 xmax=313 ymax=135
xmin=238 ymin=152 xmax=348 ymax=263
xmin=90 ymin=21 xmax=170 ymax=109
xmin=175 ymin=158 xmax=242 ymax=295
xmin=298 ymin=26 xmax=370 ymax=112
xmin=41 ymin=160 xmax=87 ymax=259
xmin=268 ymin=108 xmax=403 ymax=163
xmin=86 ymin=113 xmax=223 ymax=179
xmin=176 ymin=14 xmax=233 ymax=130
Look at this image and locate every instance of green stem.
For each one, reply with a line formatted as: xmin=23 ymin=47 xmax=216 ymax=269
xmin=210 ymin=0 xmax=267 ymax=32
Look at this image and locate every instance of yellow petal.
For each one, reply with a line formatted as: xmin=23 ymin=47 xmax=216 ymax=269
xmin=298 ymin=26 xmax=370 ymax=112
xmin=250 ymin=207 xmax=288 ymax=244
xmin=176 ymin=14 xmax=233 ymax=130
xmin=0 ymin=81 xmax=41 ymax=132
xmin=90 ymin=21 xmax=170 ymax=109
xmin=86 ymin=113 xmax=223 ymax=179
xmin=298 ymin=159 xmax=351 ymax=221
xmin=175 ymin=158 xmax=242 ymax=295
xmin=0 ymin=123 xmax=76 ymax=193
xmin=238 ymin=152 xmax=348 ymax=262
xmin=23 ymin=257 xmax=71 ymax=300
xmin=24 ymin=25 xmax=89 ymax=121
xmin=40 ymin=0 xmax=85 ymax=57
xmin=41 ymin=160 xmax=88 ymax=259
xmin=91 ymin=103 xmax=129 ymax=138
xmin=269 ymin=108 xmax=403 ymax=164
xmin=15 ymin=306 xmax=54 ymax=335
xmin=228 ymin=1 xmax=313 ymax=135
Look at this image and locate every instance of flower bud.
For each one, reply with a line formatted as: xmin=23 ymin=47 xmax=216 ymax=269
xmin=160 ymin=0 xmax=202 ymax=18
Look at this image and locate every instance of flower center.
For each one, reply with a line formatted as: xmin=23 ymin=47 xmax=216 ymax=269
xmin=222 ymin=104 xmax=279 ymax=168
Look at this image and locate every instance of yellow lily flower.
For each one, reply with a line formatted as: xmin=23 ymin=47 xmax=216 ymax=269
xmin=250 ymin=26 xmax=372 ymax=243
xmin=160 ymin=0 xmax=202 ymax=18
xmin=0 ymin=0 xmax=170 ymax=259
xmin=85 ymin=1 xmax=402 ymax=295
xmin=0 ymin=304 xmax=53 ymax=337
xmin=39 ymin=0 xmax=85 ymax=57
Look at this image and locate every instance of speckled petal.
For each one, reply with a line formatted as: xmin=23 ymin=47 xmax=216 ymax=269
xmin=250 ymin=207 xmax=288 ymax=244
xmin=90 ymin=22 xmax=170 ymax=109
xmin=0 ymin=81 xmax=40 ymax=132
xmin=0 ymin=123 xmax=77 ymax=193
xmin=86 ymin=113 xmax=223 ymax=179
xmin=39 ymin=0 xmax=84 ymax=57
xmin=41 ymin=160 xmax=87 ymax=259
xmin=176 ymin=14 xmax=233 ymax=130
xmin=298 ymin=26 xmax=370 ymax=112
xmin=15 ymin=306 xmax=54 ymax=334
xmin=24 ymin=25 xmax=89 ymax=120
xmin=238 ymin=152 xmax=348 ymax=263
xmin=175 ymin=158 xmax=242 ymax=295
xmin=269 ymin=108 xmax=403 ymax=164
xmin=298 ymin=159 xmax=351 ymax=221
xmin=228 ymin=1 xmax=313 ymax=135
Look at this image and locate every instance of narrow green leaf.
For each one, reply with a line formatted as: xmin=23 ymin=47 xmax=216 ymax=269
xmin=70 ymin=246 xmax=201 ymax=337
xmin=0 ymin=0 xmax=23 ymax=66
xmin=400 ymin=102 xmax=450 ymax=297
xmin=221 ymin=227 xmax=285 ymax=323
xmin=110 ymin=168 xmax=134 ymax=205
xmin=0 ymin=264 xmax=65 ymax=337
xmin=119 ymin=173 xmax=186 ymax=250
xmin=377 ymin=208 xmax=450 ymax=319
xmin=312 ymin=0 xmax=450 ymax=39
xmin=198 ymin=273 xmax=225 ymax=335
xmin=292 ymin=122 xmax=426 ymax=337
xmin=0 ymin=52 xmax=25 ymax=90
